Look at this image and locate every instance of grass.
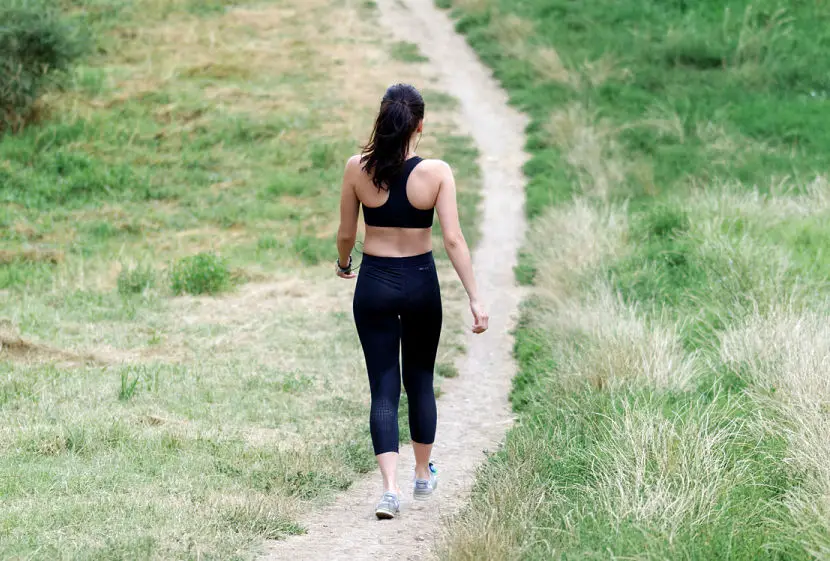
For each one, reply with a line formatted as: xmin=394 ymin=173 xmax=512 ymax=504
xmin=390 ymin=41 xmax=429 ymax=63
xmin=0 ymin=0 xmax=482 ymax=558
xmin=169 ymin=252 xmax=231 ymax=295
xmin=117 ymin=262 xmax=156 ymax=295
xmin=437 ymin=0 xmax=830 ymax=559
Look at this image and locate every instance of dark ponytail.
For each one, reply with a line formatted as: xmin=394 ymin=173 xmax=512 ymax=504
xmin=361 ymin=84 xmax=425 ymax=191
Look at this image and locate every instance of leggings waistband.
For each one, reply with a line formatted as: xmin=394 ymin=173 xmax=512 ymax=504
xmin=360 ymin=251 xmax=434 ymax=269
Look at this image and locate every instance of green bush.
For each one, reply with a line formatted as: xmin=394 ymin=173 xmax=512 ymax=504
xmin=170 ymin=252 xmax=231 ymax=295
xmin=1 ymin=0 xmax=84 ymax=131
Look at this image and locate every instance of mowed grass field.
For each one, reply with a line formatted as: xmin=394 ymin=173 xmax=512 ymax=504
xmin=0 ymin=0 xmax=481 ymax=558
xmin=436 ymin=1 xmax=830 ymax=560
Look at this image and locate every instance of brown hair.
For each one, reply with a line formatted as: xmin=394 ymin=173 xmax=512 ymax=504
xmin=360 ymin=83 xmax=425 ymax=190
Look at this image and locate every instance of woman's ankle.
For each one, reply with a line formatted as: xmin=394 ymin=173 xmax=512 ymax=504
xmin=414 ymin=465 xmax=430 ymax=480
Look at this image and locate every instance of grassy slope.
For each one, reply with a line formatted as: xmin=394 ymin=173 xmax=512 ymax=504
xmin=0 ymin=1 xmax=480 ymax=559
xmin=437 ymin=0 xmax=830 ymax=559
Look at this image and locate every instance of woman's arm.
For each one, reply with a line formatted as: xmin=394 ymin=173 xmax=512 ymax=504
xmin=336 ymin=157 xmax=360 ymax=279
xmin=434 ymin=161 xmax=489 ymax=333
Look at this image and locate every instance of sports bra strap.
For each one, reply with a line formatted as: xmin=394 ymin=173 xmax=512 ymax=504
xmin=362 ymin=157 xmax=435 ymax=229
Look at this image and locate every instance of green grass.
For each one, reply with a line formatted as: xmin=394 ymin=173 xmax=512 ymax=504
xmin=389 ymin=40 xmax=429 ymax=63
xmin=117 ymin=263 xmax=156 ymax=295
xmin=0 ymin=318 xmax=376 ymax=558
xmin=445 ymin=0 xmax=830 ymax=215
xmin=438 ymin=0 xmax=830 ymax=559
xmin=0 ymin=1 xmax=356 ymax=293
xmin=422 ymin=89 xmax=460 ymax=110
xmin=434 ymin=133 xmax=481 ymax=247
xmin=0 ymin=0 xmax=482 ymax=558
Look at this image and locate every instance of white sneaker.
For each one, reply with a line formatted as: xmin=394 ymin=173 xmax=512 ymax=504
xmin=413 ymin=462 xmax=438 ymax=500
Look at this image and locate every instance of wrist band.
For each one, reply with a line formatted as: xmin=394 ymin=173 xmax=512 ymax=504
xmin=337 ymin=255 xmax=352 ymax=274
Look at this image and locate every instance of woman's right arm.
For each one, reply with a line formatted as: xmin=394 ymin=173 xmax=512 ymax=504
xmin=434 ymin=161 xmax=489 ymax=334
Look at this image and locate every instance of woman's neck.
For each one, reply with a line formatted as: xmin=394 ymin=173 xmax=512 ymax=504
xmin=404 ymin=136 xmax=420 ymax=159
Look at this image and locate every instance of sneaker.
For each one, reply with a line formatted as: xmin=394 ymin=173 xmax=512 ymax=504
xmin=413 ymin=462 xmax=438 ymax=500
xmin=375 ymin=491 xmax=400 ymax=519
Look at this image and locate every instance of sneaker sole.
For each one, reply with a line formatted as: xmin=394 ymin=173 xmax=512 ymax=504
xmin=375 ymin=508 xmax=397 ymax=519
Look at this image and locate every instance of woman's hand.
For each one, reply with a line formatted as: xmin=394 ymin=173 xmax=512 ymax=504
xmin=470 ymin=299 xmax=489 ymax=334
xmin=335 ymin=260 xmax=356 ymax=279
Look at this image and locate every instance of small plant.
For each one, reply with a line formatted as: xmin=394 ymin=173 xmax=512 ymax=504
xmin=257 ymin=235 xmax=280 ymax=250
xmin=147 ymin=330 xmax=162 ymax=346
xmin=63 ymin=425 xmax=87 ymax=453
xmin=514 ymin=251 xmax=537 ymax=286
xmin=437 ymin=363 xmax=460 ymax=378
xmin=170 ymin=252 xmax=231 ymax=295
xmin=117 ymin=263 xmax=156 ymax=295
xmin=118 ymin=369 xmax=140 ymax=401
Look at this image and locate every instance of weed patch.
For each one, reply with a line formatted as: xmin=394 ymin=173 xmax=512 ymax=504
xmin=170 ymin=252 xmax=231 ymax=295
xmin=117 ymin=263 xmax=155 ymax=295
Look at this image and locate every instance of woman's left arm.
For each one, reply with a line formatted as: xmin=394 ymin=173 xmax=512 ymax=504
xmin=336 ymin=156 xmax=360 ymax=279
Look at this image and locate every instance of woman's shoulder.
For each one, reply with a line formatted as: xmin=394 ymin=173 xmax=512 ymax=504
xmin=345 ymin=154 xmax=364 ymax=171
xmin=417 ymin=157 xmax=449 ymax=167
xmin=416 ymin=159 xmax=453 ymax=186
xmin=416 ymin=158 xmax=452 ymax=175
xmin=344 ymin=155 xmax=371 ymax=182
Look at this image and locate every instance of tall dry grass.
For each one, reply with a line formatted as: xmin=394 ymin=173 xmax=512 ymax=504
xmin=721 ymin=308 xmax=830 ymax=556
xmin=443 ymin=99 xmax=829 ymax=559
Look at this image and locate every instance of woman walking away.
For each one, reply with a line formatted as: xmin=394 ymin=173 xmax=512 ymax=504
xmin=335 ymin=83 xmax=488 ymax=519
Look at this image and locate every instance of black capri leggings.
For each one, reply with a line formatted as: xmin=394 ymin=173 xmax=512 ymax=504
xmin=353 ymin=252 xmax=442 ymax=455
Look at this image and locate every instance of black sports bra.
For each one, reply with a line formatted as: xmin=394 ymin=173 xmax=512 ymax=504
xmin=362 ymin=157 xmax=434 ymax=229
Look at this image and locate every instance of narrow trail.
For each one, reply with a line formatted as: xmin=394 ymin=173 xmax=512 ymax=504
xmin=263 ymin=0 xmax=528 ymax=559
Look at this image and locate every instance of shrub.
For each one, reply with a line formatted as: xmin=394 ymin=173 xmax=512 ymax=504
xmin=1 ymin=0 xmax=84 ymax=132
xmin=170 ymin=252 xmax=231 ymax=295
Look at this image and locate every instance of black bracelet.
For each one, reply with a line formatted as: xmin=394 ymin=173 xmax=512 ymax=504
xmin=337 ymin=255 xmax=352 ymax=273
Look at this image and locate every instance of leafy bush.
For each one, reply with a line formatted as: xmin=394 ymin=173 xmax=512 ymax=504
xmin=1 ymin=0 xmax=84 ymax=131
xmin=170 ymin=252 xmax=231 ymax=295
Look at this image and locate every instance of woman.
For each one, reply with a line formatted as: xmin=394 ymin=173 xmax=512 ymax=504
xmin=335 ymin=83 xmax=488 ymax=519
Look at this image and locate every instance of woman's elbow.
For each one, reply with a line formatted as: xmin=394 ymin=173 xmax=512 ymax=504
xmin=337 ymin=231 xmax=356 ymax=245
xmin=443 ymin=232 xmax=465 ymax=251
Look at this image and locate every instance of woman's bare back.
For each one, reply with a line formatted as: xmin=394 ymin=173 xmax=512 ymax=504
xmin=347 ymin=154 xmax=444 ymax=258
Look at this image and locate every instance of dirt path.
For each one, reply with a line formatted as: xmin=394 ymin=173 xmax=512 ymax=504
xmin=263 ymin=0 xmax=528 ymax=559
